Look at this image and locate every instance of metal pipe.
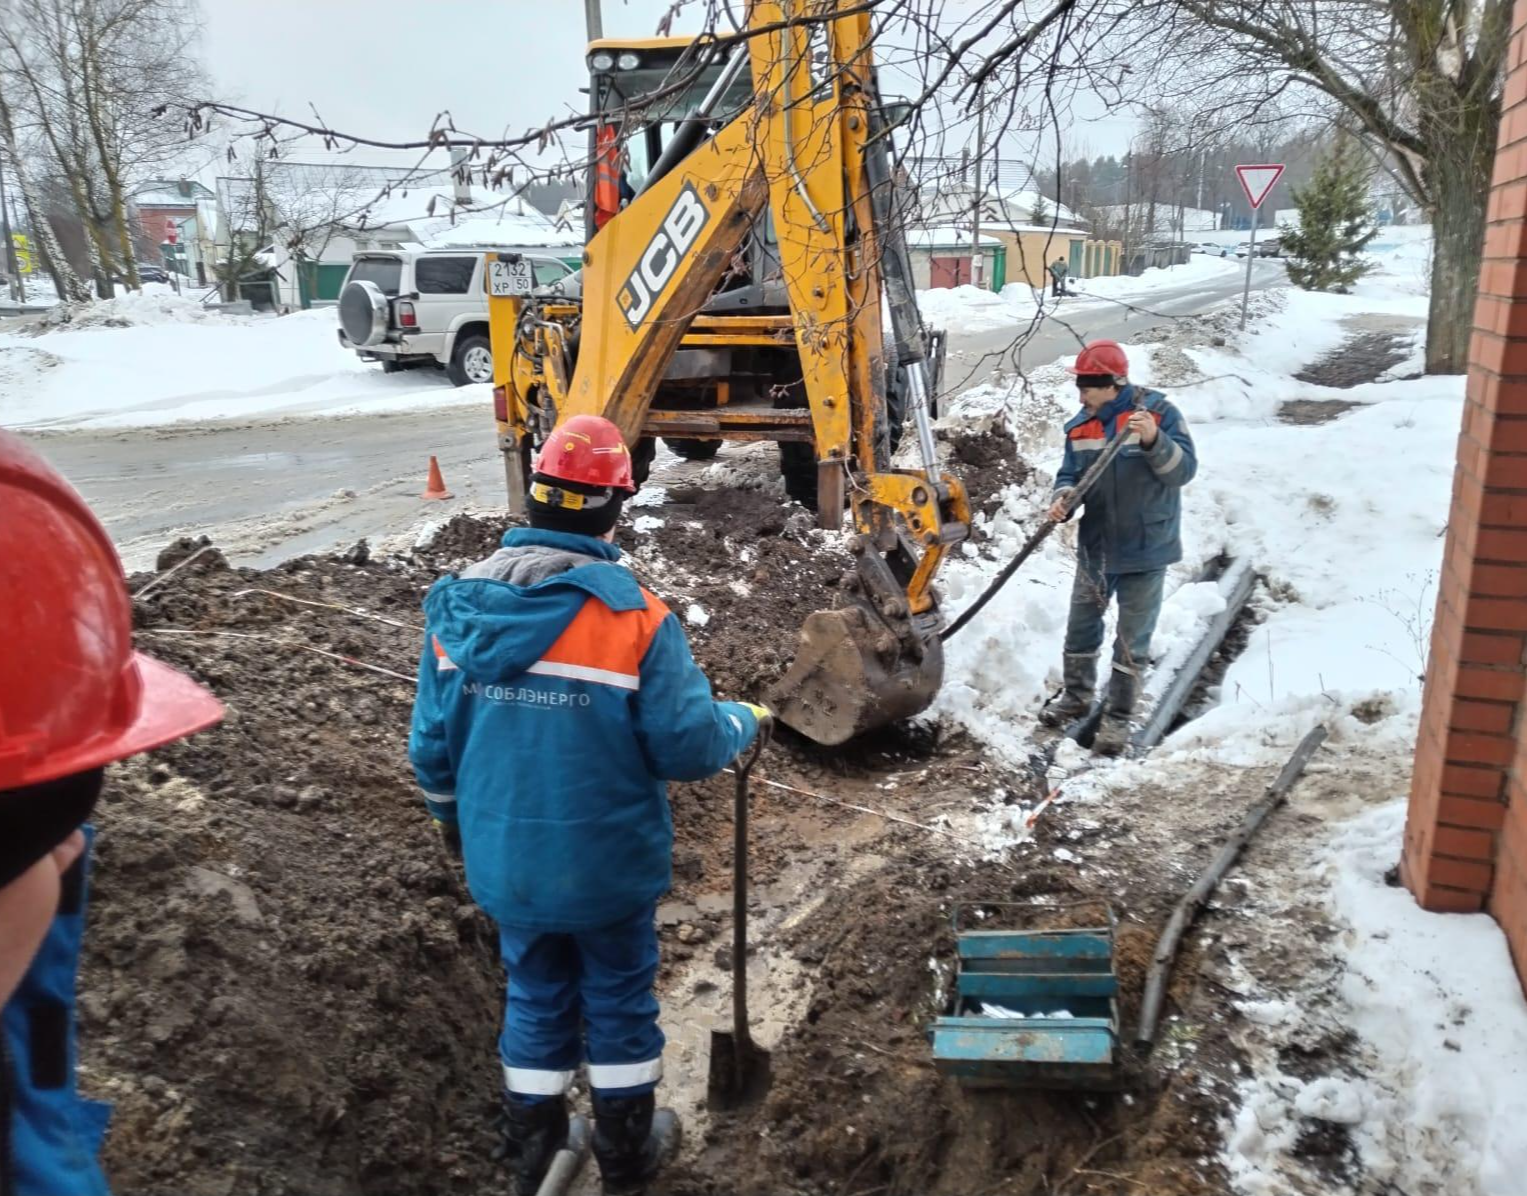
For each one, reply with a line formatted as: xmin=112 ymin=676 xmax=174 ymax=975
xmin=1131 ymin=559 xmax=1257 ymax=750
xmin=905 ymin=361 xmax=939 ymax=478
xmin=534 ymin=1115 xmax=591 ymax=1196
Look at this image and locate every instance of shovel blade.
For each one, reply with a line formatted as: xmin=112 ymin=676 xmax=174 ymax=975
xmin=767 ymin=604 xmax=944 ymax=745
xmin=706 ymin=1028 xmax=772 ymax=1111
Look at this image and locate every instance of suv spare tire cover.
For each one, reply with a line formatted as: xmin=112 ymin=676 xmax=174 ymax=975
xmin=339 ymin=280 xmax=389 ymax=347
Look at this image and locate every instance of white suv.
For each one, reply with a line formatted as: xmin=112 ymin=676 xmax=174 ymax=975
xmin=336 ymin=247 xmax=576 ymax=385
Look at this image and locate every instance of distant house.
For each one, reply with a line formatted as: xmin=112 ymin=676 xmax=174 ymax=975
xmin=906 ymin=227 xmax=1005 ymax=290
xmin=910 ymin=182 xmax=1118 ymax=289
xmin=129 ymin=178 xmax=216 ymax=282
xmin=213 ymin=156 xmax=582 ymax=308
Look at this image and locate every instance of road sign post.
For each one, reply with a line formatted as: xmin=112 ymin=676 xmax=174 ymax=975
xmin=1235 ymin=163 xmax=1284 ymax=330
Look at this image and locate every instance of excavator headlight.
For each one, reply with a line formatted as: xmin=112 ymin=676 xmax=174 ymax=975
xmin=590 ymin=50 xmax=616 ymax=71
xmin=616 ymin=51 xmax=640 ymax=70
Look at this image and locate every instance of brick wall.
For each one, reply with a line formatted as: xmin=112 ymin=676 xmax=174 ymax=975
xmin=1402 ymin=0 xmax=1527 ymax=989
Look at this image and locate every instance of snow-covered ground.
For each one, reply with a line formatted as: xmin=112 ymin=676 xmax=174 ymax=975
xmin=929 ymin=225 xmax=1527 ymax=1195
xmin=916 ymin=253 xmax=1247 ymax=333
xmin=0 ymin=293 xmax=485 ymax=430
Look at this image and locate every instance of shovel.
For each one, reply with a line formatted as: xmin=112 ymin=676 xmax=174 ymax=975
xmin=706 ymin=730 xmax=773 ymax=1110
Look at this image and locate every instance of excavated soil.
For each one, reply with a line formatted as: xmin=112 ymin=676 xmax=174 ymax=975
xmin=79 ymin=434 xmax=1261 ymax=1195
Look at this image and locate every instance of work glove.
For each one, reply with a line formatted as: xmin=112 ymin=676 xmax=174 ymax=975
xmin=1047 ymin=488 xmax=1077 ymax=523
xmin=741 ymin=702 xmax=775 ymax=744
xmin=433 ymin=818 xmax=462 ymax=860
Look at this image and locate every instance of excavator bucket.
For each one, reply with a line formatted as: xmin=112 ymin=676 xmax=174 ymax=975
xmin=767 ymin=602 xmax=944 ymax=746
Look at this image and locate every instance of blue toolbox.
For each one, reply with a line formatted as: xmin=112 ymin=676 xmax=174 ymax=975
xmin=929 ymin=902 xmax=1120 ymax=1089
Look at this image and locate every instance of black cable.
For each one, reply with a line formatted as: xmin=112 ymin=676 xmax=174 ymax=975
xmin=940 ymin=395 xmax=1145 ymax=642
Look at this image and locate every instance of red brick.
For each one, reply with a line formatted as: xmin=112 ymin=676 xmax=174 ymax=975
xmin=1455 ymin=664 xmax=1527 ymax=701
xmin=1442 ymin=762 xmax=1509 ymax=799
xmin=1491 ymin=417 xmax=1527 ymax=452
xmin=1467 ymin=562 xmax=1527 ymax=596
xmin=1484 ymin=452 xmax=1527 ymax=489
xmin=1438 ymin=792 xmax=1509 ymax=827
xmin=1459 ymin=630 xmax=1525 ymax=664
xmin=1444 ymin=730 xmax=1519 ymax=767
xmin=1427 ymin=856 xmax=1496 ymax=891
xmin=1434 ymin=824 xmax=1499 ymax=860
xmin=1464 ymin=598 xmax=1527 ymax=632
xmin=1478 ymin=526 xmax=1527 ymax=560
xmin=1417 ymin=884 xmax=1489 ymax=913
xmin=1487 ymin=377 xmax=1527 ymax=414
xmin=1450 ymin=698 xmax=1518 ymax=734
xmin=1508 ymin=66 xmax=1527 ymax=109
xmin=1478 ymin=492 xmax=1527 ymax=525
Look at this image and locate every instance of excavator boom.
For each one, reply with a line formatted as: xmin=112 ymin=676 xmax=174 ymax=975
xmin=488 ymin=0 xmax=970 ymax=744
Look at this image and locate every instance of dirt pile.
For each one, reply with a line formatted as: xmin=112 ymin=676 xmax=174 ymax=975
xmin=83 ymin=483 xmax=899 ymax=1195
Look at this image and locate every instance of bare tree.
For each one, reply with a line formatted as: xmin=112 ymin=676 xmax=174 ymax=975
xmin=0 ymin=81 xmax=89 ymax=300
xmin=1142 ymin=0 xmax=1511 ymax=374
xmin=0 ymin=0 xmax=211 ymax=294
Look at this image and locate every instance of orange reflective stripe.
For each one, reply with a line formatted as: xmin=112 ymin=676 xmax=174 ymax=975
xmin=1112 ymin=409 xmax=1163 ymax=434
xmin=594 ymin=125 xmax=621 ymax=230
xmin=1069 ymin=419 xmax=1104 ymax=440
xmin=536 ymin=590 xmax=669 ymax=685
xmin=432 ymin=635 xmax=458 ymax=671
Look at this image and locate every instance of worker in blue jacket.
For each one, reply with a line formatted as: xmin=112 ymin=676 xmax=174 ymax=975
xmin=409 ymin=415 xmax=768 ymax=1196
xmin=0 ymin=430 xmax=224 ymax=1196
xmin=1039 ymin=340 xmax=1197 ymax=754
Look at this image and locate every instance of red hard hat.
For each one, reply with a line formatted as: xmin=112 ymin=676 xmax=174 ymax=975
xmin=534 ymin=414 xmax=636 ymax=493
xmin=1068 ymin=339 xmax=1129 ymax=379
xmin=0 ymin=431 xmax=224 ymax=791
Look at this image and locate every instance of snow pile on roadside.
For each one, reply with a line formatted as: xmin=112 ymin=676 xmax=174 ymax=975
xmin=0 ymin=307 xmax=486 ymax=430
xmin=1223 ymin=802 xmax=1527 ymax=1196
xmin=47 ymin=290 xmax=242 ymax=331
xmin=914 ymin=252 xmax=1243 ymax=333
xmin=1063 ymin=253 xmax=1244 ymax=305
xmin=916 ymin=284 xmax=1035 ymax=334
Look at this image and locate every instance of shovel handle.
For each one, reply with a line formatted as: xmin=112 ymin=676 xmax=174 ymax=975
xmin=731 ymin=735 xmax=766 ymax=1054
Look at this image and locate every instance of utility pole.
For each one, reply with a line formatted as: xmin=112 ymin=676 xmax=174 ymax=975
xmin=969 ymin=94 xmax=985 ymax=289
xmin=0 ymin=149 xmax=23 ymax=303
xmin=584 ymin=0 xmax=603 ymax=41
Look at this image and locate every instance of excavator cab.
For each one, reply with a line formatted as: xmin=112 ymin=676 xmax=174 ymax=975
xmin=487 ymin=4 xmax=970 ymax=745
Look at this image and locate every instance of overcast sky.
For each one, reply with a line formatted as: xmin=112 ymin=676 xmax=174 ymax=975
xmin=198 ymin=0 xmax=1138 ymax=174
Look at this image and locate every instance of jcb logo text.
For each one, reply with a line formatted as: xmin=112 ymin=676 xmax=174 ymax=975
xmin=617 ymin=183 xmax=709 ymax=329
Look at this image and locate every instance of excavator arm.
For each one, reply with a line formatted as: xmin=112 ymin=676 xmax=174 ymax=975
xmin=490 ymin=0 xmax=970 ymax=744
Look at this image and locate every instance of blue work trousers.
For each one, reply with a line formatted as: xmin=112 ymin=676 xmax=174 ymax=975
xmin=497 ymin=903 xmax=664 ymax=1102
xmin=1062 ymin=563 xmax=1166 ymax=675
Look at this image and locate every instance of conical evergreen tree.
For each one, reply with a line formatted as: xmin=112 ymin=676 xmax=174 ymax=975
xmin=1280 ymin=138 xmax=1378 ymax=293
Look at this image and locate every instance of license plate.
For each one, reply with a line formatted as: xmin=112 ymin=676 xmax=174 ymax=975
xmin=489 ymin=257 xmax=534 ymax=297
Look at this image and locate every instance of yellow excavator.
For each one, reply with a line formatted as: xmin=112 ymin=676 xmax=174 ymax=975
xmin=486 ymin=0 xmax=970 ymax=745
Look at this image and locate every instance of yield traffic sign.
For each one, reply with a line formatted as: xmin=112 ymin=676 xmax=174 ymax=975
xmin=1235 ymin=163 xmax=1285 ymax=210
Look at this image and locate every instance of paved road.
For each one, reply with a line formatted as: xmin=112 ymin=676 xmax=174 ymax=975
xmin=25 ymin=259 xmax=1284 ymax=570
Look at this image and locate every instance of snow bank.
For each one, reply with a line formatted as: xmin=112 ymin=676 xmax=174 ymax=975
xmin=1225 ymin=802 xmax=1527 ymax=1196
xmin=0 ymin=305 xmax=484 ymax=430
xmin=1062 ymin=254 xmax=1244 ymax=305
xmin=914 ymin=253 xmax=1243 ymax=334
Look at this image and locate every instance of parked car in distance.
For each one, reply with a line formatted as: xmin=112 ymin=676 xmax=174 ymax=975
xmin=1195 ymin=242 xmax=1232 ymax=258
xmin=1256 ymin=237 xmax=1282 ymax=258
xmin=336 ymin=247 xmax=578 ymax=385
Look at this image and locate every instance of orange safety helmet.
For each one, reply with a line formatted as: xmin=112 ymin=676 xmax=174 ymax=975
xmin=0 ymin=430 xmax=225 ymax=791
xmin=1068 ymin=339 xmax=1129 ymax=380
xmin=533 ymin=414 xmax=636 ymax=493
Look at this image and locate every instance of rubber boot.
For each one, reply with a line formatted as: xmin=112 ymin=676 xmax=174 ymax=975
xmin=1039 ymin=652 xmax=1098 ymax=728
xmin=494 ymin=1093 xmax=569 ymax=1196
xmin=1092 ymin=666 xmax=1140 ymax=757
xmin=591 ymin=1092 xmax=682 ymax=1196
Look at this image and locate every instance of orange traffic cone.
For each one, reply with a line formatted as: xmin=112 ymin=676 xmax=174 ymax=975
xmin=422 ymin=456 xmax=453 ymax=500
